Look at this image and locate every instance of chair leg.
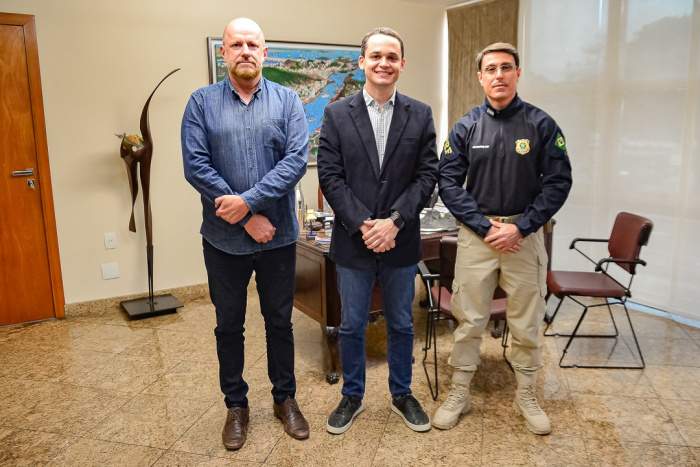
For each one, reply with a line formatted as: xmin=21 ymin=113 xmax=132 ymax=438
xmin=547 ymin=296 xmax=619 ymax=338
xmin=543 ymin=297 xmax=564 ymax=335
xmin=559 ymin=304 xmax=591 ymax=368
xmin=623 ymin=301 xmax=645 ymax=369
xmin=558 ymin=300 xmax=645 ymax=369
xmin=422 ymin=308 xmax=439 ymax=400
xmin=501 ymin=321 xmax=514 ymax=373
xmin=605 ymin=299 xmax=620 ymax=337
xmin=491 ymin=318 xmax=504 ymax=338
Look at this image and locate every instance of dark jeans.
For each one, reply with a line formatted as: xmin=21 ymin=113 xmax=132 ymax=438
xmin=335 ymin=262 xmax=417 ymax=399
xmin=203 ymin=239 xmax=296 ymax=408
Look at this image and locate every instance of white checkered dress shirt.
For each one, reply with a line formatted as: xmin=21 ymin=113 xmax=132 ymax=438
xmin=363 ymin=88 xmax=396 ymax=168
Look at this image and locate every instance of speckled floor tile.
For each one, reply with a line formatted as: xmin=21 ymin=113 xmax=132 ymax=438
xmin=660 ymin=399 xmax=700 ymax=447
xmin=63 ymin=323 xmax=154 ymax=353
xmin=89 ymin=394 xmax=214 ymax=449
xmin=573 ymin=394 xmax=684 ymax=445
xmin=644 ymin=365 xmax=700 ymax=400
xmin=0 ymin=427 xmax=74 ymax=465
xmin=373 ymin=404 xmax=481 ymax=466
xmin=691 ymin=447 xmax=700 ymax=463
xmin=621 ymin=313 xmax=696 ymax=340
xmin=564 ymin=367 xmax=656 ymax=398
xmin=155 ymin=450 xmax=262 ymax=466
xmin=46 ymin=437 xmax=164 ymax=466
xmin=481 ymin=433 xmax=589 ymax=466
xmin=264 ymin=411 xmax=385 ymax=466
xmin=77 ymin=352 xmax=178 ymax=394
xmin=171 ymin=405 xmax=283 ymax=463
xmin=142 ymin=359 xmax=221 ymax=401
xmin=626 ymin=336 xmax=700 ymax=367
xmin=0 ymin=344 xmax=113 ymax=385
xmin=3 ymin=287 xmax=699 ymax=465
xmin=585 ymin=438 xmax=698 ymax=466
xmin=1 ymin=380 xmax=130 ymax=435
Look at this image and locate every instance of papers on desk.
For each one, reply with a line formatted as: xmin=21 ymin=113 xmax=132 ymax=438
xmin=420 ymin=207 xmax=457 ymax=233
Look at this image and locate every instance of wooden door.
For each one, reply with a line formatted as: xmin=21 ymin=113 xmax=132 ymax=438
xmin=0 ymin=13 xmax=64 ymax=325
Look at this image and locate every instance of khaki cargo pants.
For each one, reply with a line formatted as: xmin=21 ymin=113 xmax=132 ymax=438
xmin=448 ymin=224 xmax=548 ymax=372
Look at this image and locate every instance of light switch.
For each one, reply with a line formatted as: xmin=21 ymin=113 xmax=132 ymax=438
xmin=101 ymin=262 xmax=120 ymax=280
xmin=104 ymin=232 xmax=118 ymax=249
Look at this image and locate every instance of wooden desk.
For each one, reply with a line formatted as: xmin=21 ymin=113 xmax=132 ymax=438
xmin=293 ymin=231 xmax=456 ymax=384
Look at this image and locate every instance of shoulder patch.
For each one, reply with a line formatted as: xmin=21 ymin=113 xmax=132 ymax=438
xmin=555 ymin=133 xmax=567 ymax=151
xmin=443 ymin=140 xmax=453 ymax=156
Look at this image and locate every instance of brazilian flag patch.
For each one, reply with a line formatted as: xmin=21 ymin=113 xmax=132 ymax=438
xmin=443 ymin=139 xmax=453 ymax=156
xmin=555 ymin=133 xmax=567 ymax=151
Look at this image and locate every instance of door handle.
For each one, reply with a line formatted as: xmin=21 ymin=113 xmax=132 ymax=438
xmin=12 ymin=168 xmax=34 ymax=177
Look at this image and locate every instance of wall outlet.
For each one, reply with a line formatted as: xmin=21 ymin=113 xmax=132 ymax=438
xmin=101 ymin=262 xmax=120 ymax=280
xmin=104 ymin=232 xmax=118 ymax=249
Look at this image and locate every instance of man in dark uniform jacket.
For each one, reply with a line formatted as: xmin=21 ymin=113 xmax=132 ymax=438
xmin=317 ymin=27 xmax=438 ymax=435
xmin=434 ymin=42 xmax=572 ymax=435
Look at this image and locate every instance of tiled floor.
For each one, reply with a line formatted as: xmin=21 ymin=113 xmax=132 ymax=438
xmin=1 ymin=286 xmax=700 ymax=466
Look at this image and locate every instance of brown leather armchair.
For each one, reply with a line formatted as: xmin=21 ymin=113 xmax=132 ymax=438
xmin=544 ymin=211 xmax=653 ymax=369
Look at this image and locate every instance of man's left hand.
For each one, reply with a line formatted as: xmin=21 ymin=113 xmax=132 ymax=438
xmin=214 ymin=195 xmax=250 ymax=224
xmin=362 ymin=218 xmax=399 ymax=253
xmin=484 ymin=220 xmax=523 ymax=252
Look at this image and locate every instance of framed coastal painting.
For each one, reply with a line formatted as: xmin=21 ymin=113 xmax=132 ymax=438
xmin=206 ymin=38 xmax=365 ymax=166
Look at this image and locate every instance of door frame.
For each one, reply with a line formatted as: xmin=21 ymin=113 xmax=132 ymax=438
xmin=2 ymin=12 xmax=64 ymax=319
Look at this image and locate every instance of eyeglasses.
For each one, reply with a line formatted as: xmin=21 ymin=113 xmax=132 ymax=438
xmin=481 ymin=63 xmax=516 ymax=75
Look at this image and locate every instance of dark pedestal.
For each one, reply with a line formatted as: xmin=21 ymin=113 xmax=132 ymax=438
xmin=120 ymin=293 xmax=183 ymax=320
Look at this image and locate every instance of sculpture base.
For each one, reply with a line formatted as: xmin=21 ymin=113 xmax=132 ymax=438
xmin=120 ymin=294 xmax=183 ymax=320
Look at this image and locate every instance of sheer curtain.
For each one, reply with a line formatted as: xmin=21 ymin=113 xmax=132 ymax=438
xmin=517 ymin=0 xmax=700 ymax=321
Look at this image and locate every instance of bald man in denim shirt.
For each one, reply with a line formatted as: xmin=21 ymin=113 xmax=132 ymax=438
xmin=182 ymin=18 xmax=309 ymax=450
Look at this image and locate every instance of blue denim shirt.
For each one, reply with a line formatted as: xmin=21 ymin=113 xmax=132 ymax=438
xmin=181 ymin=77 xmax=308 ymax=254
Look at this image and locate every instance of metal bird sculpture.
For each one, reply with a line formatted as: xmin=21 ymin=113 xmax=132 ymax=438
xmin=116 ymin=68 xmax=180 ymax=318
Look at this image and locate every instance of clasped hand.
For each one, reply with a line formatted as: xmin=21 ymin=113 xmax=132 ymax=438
xmin=214 ymin=195 xmax=249 ymax=224
xmin=484 ymin=220 xmax=523 ymax=253
xmin=361 ymin=218 xmax=398 ymax=253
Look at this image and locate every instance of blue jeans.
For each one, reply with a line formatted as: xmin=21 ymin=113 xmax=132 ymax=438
xmin=336 ymin=262 xmax=417 ymax=398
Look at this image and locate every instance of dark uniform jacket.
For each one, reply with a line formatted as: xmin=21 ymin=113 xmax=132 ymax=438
xmin=317 ymin=91 xmax=438 ymax=269
xmin=439 ymin=95 xmax=572 ymax=237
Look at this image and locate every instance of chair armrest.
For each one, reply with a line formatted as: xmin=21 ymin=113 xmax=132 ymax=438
xmin=417 ymin=261 xmax=439 ymax=281
xmin=595 ymin=257 xmax=647 ymax=272
xmin=569 ymin=237 xmax=609 ymax=249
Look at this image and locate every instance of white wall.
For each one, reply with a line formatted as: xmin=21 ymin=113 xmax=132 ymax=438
xmin=0 ymin=0 xmax=445 ymax=303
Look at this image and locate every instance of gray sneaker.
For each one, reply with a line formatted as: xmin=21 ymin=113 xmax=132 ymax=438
xmin=391 ymin=394 xmax=431 ymax=432
xmin=326 ymin=396 xmax=364 ymax=435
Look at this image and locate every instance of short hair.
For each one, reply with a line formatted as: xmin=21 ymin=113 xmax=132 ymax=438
xmin=476 ymin=42 xmax=519 ymax=70
xmin=360 ymin=27 xmax=405 ymax=58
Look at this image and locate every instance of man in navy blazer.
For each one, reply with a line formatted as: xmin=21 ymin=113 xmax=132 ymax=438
xmin=317 ymin=27 xmax=438 ymax=434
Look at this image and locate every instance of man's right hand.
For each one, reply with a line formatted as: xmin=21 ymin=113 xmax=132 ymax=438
xmin=244 ymin=214 xmax=276 ymax=243
xmin=485 ymin=223 xmax=522 ymax=253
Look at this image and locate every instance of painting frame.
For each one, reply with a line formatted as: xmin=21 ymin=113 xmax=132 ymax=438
xmin=205 ymin=38 xmax=365 ymax=166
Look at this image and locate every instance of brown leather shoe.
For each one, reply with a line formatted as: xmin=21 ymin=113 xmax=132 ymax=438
xmin=222 ymin=406 xmax=249 ymax=450
xmin=273 ymin=398 xmax=309 ymax=440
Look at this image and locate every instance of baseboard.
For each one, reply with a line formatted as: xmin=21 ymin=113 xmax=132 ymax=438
xmin=64 ymin=283 xmax=209 ymax=318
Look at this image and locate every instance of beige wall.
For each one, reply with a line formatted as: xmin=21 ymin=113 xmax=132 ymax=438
xmin=0 ymin=0 xmax=444 ymax=303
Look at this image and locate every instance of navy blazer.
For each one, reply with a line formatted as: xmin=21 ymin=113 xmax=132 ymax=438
xmin=317 ymin=91 xmax=438 ymax=269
